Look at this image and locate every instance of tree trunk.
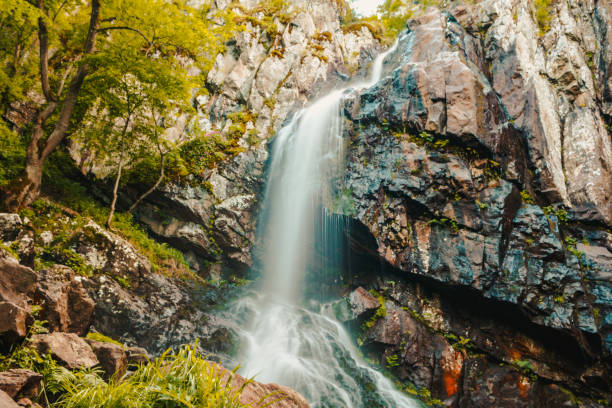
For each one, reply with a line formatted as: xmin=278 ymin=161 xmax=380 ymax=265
xmin=128 ymin=147 xmax=166 ymax=213
xmin=2 ymin=0 xmax=101 ymax=211
xmin=106 ymin=152 xmax=125 ymax=229
xmin=106 ymin=117 xmax=130 ymax=229
xmin=3 ymin=160 xmax=44 ymax=212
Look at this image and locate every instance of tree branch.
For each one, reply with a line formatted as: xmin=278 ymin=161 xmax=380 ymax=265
xmin=37 ymin=0 xmax=55 ymax=102
xmin=128 ymin=143 xmax=166 ymax=213
xmin=97 ymin=26 xmax=153 ymax=46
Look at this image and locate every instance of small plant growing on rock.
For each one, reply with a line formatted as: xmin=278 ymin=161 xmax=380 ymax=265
xmin=385 ymin=354 xmax=400 ymax=369
xmin=542 ymin=205 xmax=569 ymax=223
xmin=362 ymin=291 xmax=387 ymax=330
xmin=520 ymin=190 xmax=535 ymax=205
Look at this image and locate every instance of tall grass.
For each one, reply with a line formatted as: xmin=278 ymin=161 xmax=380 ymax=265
xmin=47 ymin=344 xmax=281 ymax=408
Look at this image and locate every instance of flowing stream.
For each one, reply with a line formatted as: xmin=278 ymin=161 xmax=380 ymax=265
xmin=224 ymin=42 xmax=419 ymax=407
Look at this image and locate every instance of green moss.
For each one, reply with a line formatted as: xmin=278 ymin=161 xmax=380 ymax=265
xmin=427 ymin=217 xmax=459 ymax=233
xmin=534 ymin=0 xmax=553 ymax=36
xmin=403 ymin=382 xmax=445 ymax=407
xmin=42 ymin=248 xmax=92 ymax=277
xmin=362 ymin=292 xmax=387 ymax=330
xmin=86 ymin=332 xmax=124 ymax=347
xmin=542 ymin=205 xmax=569 ymax=223
xmin=475 ymin=199 xmax=488 ymax=209
xmin=520 ymin=190 xmax=535 ymax=205
xmin=263 ymin=96 xmax=277 ymax=110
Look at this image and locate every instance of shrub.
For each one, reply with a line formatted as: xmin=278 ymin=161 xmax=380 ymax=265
xmin=534 ymin=0 xmax=553 ymax=35
xmin=48 ymin=343 xmax=280 ymax=408
xmin=0 ymin=123 xmax=26 ymax=189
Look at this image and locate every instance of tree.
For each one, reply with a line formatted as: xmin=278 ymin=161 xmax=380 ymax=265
xmin=75 ymin=36 xmax=192 ymax=228
xmin=1 ymin=0 xmax=238 ymax=211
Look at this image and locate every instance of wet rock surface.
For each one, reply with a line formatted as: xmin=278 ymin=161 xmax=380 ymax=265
xmin=210 ymin=361 xmax=310 ymax=408
xmin=332 ymin=2 xmax=612 ymax=406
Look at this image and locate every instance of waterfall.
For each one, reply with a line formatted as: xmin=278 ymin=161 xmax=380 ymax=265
xmin=224 ymin=40 xmax=418 ymax=408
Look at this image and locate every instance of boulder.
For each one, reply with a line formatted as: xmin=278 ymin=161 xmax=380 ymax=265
xmin=0 ymin=302 xmax=30 ymax=344
xmin=35 ymin=266 xmax=94 ymax=335
xmin=0 ymin=214 xmax=22 ymax=241
xmin=0 ymin=251 xmax=37 ymax=308
xmin=329 ymin=287 xmax=381 ymax=323
xmin=86 ymin=339 xmax=127 ymax=380
xmin=210 ymin=362 xmax=309 ymax=408
xmin=0 ymin=369 xmax=42 ymax=399
xmin=125 ymin=346 xmax=150 ymax=366
xmin=30 ymin=332 xmax=99 ymax=369
xmin=0 ymin=389 xmax=20 ymax=408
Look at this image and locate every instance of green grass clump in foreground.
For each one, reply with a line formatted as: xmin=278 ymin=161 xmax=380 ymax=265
xmin=48 ymin=343 xmax=281 ymax=408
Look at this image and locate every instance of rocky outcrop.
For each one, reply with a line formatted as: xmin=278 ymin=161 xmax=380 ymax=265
xmin=0 ymin=369 xmax=42 ymax=400
xmin=211 ymin=362 xmax=309 ymax=408
xmin=334 ymin=2 xmax=612 ymax=405
xmin=123 ymin=0 xmax=381 ymax=277
xmin=0 ymin=389 xmax=21 ymax=408
xmin=35 ymin=265 xmax=94 ymax=336
xmin=30 ymin=332 xmax=99 ymax=369
xmin=86 ymin=339 xmax=128 ymax=380
xmin=0 ymin=248 xmax=36 ymax=345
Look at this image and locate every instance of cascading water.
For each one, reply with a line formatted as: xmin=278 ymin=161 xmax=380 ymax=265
xmin=224 ymin=41 xmax=419 ymax=407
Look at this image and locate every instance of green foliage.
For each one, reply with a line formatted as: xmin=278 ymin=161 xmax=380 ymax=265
xmin=375 ymin=0 xmax=414 ymax=39
xmin=232 ymin=0 xmax=293 ymax=47
xmin=0 ymin=0 xmax=243 ymax=203
xmin=85 ymin=332 xmax=124 ymax=347
xmin=542 ymin=205 xmax=569 ymax=223
xmin=563 ymin=235 xmax=584 ymax=260
xmin=48 ymin=343 xmax=278 ymax=408
xmin=0 ymin=0 xmax=39 ymax=117
xmin=512 ymin=358 xmax=537 ymax=375
xmin=520 ymin=190 xmax=535 ymax=205
xmin=475 ymin=199 xmax=488 ymax=209
xmin=36 ymin=153 xmax=192 ymax=277
xmin=362 ymin=292 xmax=387 ymax=330
xmin=443 ymin=333 xmax=473 ymax=352
xmin=0 ymin=124 xmax=26 ymax=188
xmin=403 ymin=383 xmax=445 ymax=407
xmin=385 ymin=354 xmax=400 ymax=368
xmin=42 ymin=247 xmax=92 ymax=277
xmin=427 ymin=217 xmax=459 ymax=233
xmin=534 ymin=0 xmax=553 ymax=36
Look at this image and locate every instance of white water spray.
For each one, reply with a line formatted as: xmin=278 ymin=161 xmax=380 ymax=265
xmin=226 ymin=41 xmax=417 ymax=407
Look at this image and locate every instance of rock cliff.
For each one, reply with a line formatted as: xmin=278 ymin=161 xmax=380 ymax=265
xmin=331 ymin=1 xmax=612 ymax=406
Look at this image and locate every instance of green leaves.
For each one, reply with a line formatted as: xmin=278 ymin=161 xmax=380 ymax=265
xmin=49 ymin=343 xmax=275 ymax=408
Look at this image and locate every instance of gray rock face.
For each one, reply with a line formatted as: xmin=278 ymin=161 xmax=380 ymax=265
xmin=35 ymin=266 xmax=95 ymax=336
xmin=332 ymin=2 xmax=612 ymax=405
xmin=128 ymin=0 xmax=381 ymax=277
